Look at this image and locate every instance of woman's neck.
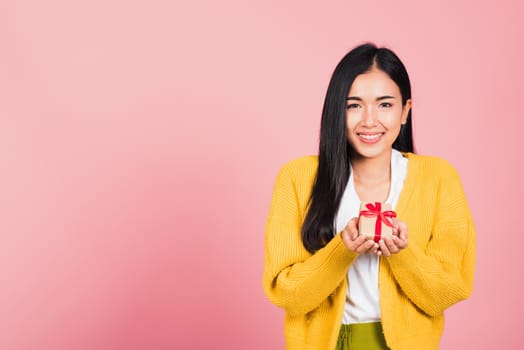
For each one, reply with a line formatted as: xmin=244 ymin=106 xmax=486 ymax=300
xmin=351 ymin=151 xmax=392 ymax=186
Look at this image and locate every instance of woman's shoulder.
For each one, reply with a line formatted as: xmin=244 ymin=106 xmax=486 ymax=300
xmin=280 ymin=155 xmax=318 ymax=170
xmin=403 ymin=152 xmax=461 ymax=179
xmin=275 ymin=155 xmax=318 ymax=182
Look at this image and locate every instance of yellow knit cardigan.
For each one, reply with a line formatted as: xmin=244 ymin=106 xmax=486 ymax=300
xmin=262 ymin=153 xmax=475 ymax=350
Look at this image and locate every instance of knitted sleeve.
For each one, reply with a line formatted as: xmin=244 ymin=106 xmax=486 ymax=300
xmin=386 ymin=161 xmax=476 ymax=316
xmin=262 ymin=159 xmax=357 ymax=315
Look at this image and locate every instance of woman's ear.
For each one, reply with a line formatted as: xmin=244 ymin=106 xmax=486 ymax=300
xmin=401 ymin=99 xmax=412 ymax=125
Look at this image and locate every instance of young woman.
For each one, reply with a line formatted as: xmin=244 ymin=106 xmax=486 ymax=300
xmin=262 ymin=43 xmax=475 ymax=350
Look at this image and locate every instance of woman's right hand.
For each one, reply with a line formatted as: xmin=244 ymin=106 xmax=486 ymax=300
xmin=341 ymin=217 xmax=380 ymax=254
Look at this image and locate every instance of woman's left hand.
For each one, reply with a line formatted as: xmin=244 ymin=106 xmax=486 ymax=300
xmin=377 ymin=218 xmax=408 ymax=257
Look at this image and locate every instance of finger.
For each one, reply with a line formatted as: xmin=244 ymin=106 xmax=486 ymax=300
xmin=393 ymin=235 xmax=408 ymax=249
xmin=364 ymin=241 xmax=379 ymax=255
xmin=341 ymin=229 xmax=357 ymax=247
xmin=383 ymin=236 xmax=399 ymax=254
xmin=378 ymin=240 xmax=391 ymax=257
xmin=345 ymin=217 xmax=360 ymax=240
xmin=351 ymin=235 xmax=367 ymax=249
xmin=342 ymin=223 xmax=355 ymax=241
xmin=340 ymin=229 xmax=349 ymax=245
xmin=342 ymin=233 xmax=366 ymax=252
xmin=390 ymin=218 xmax=401 ymax=237
xmin=369 ymin=242 xmax=380 ymax=255
xmin=392 ymin=227 xmax=399 ymax=237
xmin=356 ymin=239 xmax=376 ymax=254
xmin=397 ymin=221 xmax=408 ymax=241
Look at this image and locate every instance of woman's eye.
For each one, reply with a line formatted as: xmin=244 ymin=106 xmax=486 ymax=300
xmin=379 ymin=102 xmax=393 ymax=108
xmin=347 ymin=103 xmax=361 ymax=109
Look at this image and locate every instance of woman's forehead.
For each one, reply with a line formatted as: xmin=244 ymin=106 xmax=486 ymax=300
xmin=348 ymin=69 xmax=401 ymax=97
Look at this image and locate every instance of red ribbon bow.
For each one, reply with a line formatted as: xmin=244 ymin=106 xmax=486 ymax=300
xmin=359 ymin=202 xmax=396 ymax=242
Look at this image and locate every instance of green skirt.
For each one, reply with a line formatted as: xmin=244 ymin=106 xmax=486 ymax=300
xmin=335 ymin=322 xmax=390 ymax=350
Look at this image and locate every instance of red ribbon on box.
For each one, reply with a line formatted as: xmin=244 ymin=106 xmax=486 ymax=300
xmin=359 ymin=202 xmax=396 ymax=242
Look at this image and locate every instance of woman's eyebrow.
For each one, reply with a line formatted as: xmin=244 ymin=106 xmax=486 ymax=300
xmin=377 ymin=95 xmax=396 ymax=100
xmin=346 ymin=95 xmax=396 ymax=101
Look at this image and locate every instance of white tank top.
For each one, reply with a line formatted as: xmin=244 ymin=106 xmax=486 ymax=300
xmin=335 ymin=149 xmax=408 ymax=324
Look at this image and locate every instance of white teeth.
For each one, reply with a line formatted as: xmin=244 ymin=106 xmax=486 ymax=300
xmin=359 ymin=134 xmax=381 ymax=140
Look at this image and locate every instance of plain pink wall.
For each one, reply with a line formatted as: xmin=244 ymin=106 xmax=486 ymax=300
xmin=1 ymin=0 xmax=523 ymax=349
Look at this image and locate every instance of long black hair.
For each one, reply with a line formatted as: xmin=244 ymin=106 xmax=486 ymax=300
xmin=301 ymin=43 xmax=414 ymax=253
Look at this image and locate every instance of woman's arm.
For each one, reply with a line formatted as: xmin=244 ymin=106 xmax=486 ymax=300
xmin=386 ymin=165 xmax=476 ymax=317
xmin=262 ymin=161 xmax=357 ymax=315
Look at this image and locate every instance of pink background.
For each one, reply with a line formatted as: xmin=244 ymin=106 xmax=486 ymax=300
xmin=1 ymin=0 xmax=523 ymax=349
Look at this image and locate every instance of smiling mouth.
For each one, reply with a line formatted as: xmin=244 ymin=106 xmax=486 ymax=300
xmin=357 ymin=132 xmax=384 ymax=143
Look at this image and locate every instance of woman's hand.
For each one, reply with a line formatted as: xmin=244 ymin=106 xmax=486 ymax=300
xmin=341 ymin=217 xmax=408 ymax=256
xmin=341 ymin=217 xmax=380 ymax=254
xmin=378 ymin=218 xmax=408 ymax=257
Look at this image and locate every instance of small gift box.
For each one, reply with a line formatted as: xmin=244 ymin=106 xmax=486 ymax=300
xmin=358 ymin=202 xmax=397 ymax=242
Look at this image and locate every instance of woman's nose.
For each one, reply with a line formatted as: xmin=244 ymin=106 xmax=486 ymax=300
xmin=362 ymin=107 xmax=378 ymax=126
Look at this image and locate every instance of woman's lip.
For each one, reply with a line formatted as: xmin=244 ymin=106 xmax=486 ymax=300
xmin=357 ymin=132 xmax=384 ymax=144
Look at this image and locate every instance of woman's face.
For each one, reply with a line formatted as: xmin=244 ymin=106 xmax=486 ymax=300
xmin=346 ymin=67 xmax=412 ymax=161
